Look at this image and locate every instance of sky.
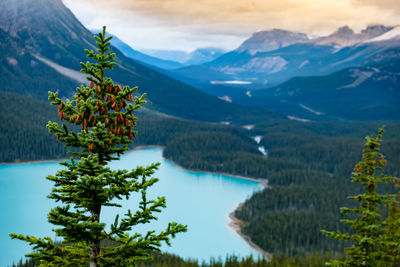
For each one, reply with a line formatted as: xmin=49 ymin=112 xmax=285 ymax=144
xmin=63 ymin=0 xmax=400 ymax=52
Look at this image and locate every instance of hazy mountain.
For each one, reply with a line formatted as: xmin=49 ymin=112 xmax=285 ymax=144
xmin=141 ymin=49 xmax=189 ymax=64
xmin=236 ymin=29 xmax=309 ymax=55
xmin=184 ymin=48 xmax=226 ymax=65
xmin=105 ymin=33 xmax=183 ymax=70
xmin=99 ymin=33 xmax=224 ymax=70
xmin=0 ymin=0 xmax=279 ymax=123
xmin=141 ymin=48 xmax=225 ymax=66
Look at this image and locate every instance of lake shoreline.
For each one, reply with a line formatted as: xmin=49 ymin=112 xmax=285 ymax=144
xmin=0 ymin=158 xmax=65 ymax=165
xmin=228 ymin=203 xmax=271 ymax=260
xmin=1 ymin=145 xmax=269 ymax=259
xmin=1 ymin=145 xmax=268 ymax=184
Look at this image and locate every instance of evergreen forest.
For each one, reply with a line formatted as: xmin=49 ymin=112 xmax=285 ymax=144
xmin=1 ymin=3 xmax=399 ymax=264
xmin=3 ymin=89 xmax=400 ymax=265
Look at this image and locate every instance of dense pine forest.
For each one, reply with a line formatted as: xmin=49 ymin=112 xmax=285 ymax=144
xmin=235 ymin=123 xmax=400 ymax=256
xmin=0 ymin=91 xmax=67 ymax=162
xmin=14 ymin=251 xmax=333 ymax=267
xmin=2 ymin=90 xmax=400 ymax=265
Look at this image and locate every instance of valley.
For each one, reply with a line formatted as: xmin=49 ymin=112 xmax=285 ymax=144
xmin=1 ymin=0 xmax=400 ymax=266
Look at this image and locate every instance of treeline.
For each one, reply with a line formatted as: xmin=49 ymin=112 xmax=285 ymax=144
xmin=13 ymin=251 xmax=334 ymax=267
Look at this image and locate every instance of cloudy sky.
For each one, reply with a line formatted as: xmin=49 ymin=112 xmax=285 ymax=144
xmin=63 ymin=0 xmax=399 ymax=52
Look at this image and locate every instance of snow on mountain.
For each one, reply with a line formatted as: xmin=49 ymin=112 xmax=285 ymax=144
xmin=366 ymin=26 xmax=400 ymax=43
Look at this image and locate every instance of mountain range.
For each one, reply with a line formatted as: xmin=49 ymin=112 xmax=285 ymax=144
xmin=0 ymin=0 xmax=278 ymax=124
xmin=162 ymin=25 xmax=400 ymax=121
xmin=106 ymin=33 xmax=184 ymax=70
xmin=174 ymin=25 xmax=399 ymax=87
xmin=104 ymin=33 xmax=226 ymax=70
xmin=0 ymin=0 xmax=398 ymax=122
xmin=201 ymin=44 xmax=400 ymax=121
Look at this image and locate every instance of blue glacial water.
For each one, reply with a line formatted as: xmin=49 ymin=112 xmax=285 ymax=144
xmin=0 ymin=147 xmax=262 ymax=266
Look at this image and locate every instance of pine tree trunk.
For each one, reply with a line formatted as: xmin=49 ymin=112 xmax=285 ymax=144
xmin=90 ymin=243 xmax=99 ymax=267
xmin=89 ymin=155 xmax=103 ymax=267
xmin=90 ymin=206 xmax=101 ymax=267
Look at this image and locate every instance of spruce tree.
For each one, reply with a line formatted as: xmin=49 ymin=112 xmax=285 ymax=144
xmin=382 ymin=185 xmax=400 ymax=265
xmin=322 ymin=128 xmax=399 ymax=266
xmin=10 ymin=27 xmax=187 ymax=266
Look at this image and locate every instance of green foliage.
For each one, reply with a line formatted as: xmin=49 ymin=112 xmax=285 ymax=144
xmin=383 ymin=190 xmax=400 ymax=265
xmin=10 ymin=27 xmax=186 ymax=266
xmin=322 ymin=128 xmax=399 ymax=266
xmin=14 ymin=251 xmax=333 ymax=267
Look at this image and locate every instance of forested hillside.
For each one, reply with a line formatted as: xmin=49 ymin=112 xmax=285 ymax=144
xmin=0 ymin=92 xmax=66 ymax=162
xmin=235 ymin=123 xmax=400 ymax=256
xmin=0 ymin=91 xmax=263 ymax=163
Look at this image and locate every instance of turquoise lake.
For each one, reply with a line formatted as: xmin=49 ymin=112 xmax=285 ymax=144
xmin=0 ymin=147 xmax=262 ymax=266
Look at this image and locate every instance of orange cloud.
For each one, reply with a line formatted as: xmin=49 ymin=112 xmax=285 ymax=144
xmin=63 ymin=0 xmax=400 ymax=50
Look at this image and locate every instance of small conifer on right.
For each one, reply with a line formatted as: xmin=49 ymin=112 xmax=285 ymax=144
xmin=322 ymin=128 xmax=399 ymax=266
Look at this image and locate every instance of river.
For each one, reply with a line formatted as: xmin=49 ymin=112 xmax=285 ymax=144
xmin=0 ymin=147 xmax=262 ymax=266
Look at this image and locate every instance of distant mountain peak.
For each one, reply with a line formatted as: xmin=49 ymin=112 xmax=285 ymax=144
xmin=310 ymin=25 xmax=393 ymax=47
xmin=362 ymin=24 xmax=393 ymax=35
xmin=337 ymin=26 xmax=354 ymax=34
xmin=184 ymin=47 xmax=226 ymax=65
xmin=360 ymin=25 xmax=394 ymax=42
xmin=236 ymin=29 xmax=309 ymax=54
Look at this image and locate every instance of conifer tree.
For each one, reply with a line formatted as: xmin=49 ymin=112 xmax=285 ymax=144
xmin=10 ymin=27 xmax=187 ymax=267
xmin=322 ymin=128 xmax=399 ymax=266
xmin=382 ymin=186 xmax=400 ymax=265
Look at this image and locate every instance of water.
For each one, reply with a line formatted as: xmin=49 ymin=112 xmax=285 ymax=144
xmin=0 ymin=147 xmax=262 ymax=266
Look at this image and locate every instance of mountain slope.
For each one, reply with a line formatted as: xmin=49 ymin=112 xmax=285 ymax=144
xmin=0 ymin=0 xmax=279 ymax=123
xmin=248 ymin=58 xmax=400 ymax=120
xmin=0 ymin=28 xmax=80 ymax=99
